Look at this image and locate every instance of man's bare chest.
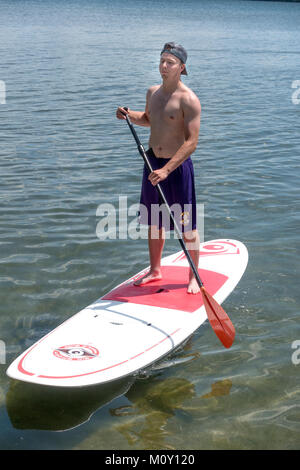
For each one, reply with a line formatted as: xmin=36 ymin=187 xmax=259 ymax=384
xmin=149 ymin=94 xmax=183 ymax=124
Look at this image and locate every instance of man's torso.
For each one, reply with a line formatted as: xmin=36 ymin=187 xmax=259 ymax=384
xmin=147 ymin=83 xmax=193 ymax=158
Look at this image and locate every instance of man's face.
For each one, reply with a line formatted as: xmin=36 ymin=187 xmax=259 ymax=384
xmin=159 ymin=52 xmax=184 ymax=79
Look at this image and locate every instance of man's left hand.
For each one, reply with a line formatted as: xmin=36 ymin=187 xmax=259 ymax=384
xmin=148 ymin=168 xmax=169 ymax=186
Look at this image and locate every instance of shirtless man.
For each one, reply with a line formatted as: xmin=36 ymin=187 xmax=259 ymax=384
xmin=116 ymin=42 xmax=201 ymax=293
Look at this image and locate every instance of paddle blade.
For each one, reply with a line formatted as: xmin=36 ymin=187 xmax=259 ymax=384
xmin=200 ymin=286 xmax=235 ymax=348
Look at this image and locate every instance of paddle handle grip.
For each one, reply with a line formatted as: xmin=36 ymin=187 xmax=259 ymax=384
xmin=123 ymin=107 xmax=204 ymax=288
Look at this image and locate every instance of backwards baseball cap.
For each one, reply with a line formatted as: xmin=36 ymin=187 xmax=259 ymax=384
xmin=160 ymin=42 xmax=188 ymax=75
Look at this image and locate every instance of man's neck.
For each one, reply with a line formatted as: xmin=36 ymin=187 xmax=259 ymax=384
xmin=161 ymin=78 xmax=181 ymax=95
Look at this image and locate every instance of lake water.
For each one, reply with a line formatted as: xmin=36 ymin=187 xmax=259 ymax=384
xmin=0 ymin=0 xmax=299 ymax=450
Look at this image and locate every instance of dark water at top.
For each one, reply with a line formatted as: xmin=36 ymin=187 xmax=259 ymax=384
xmin=0 ymin=0 xmax=299 ymax=450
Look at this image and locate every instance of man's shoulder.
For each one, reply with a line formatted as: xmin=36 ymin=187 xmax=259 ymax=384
xmin=147 ymin=84 xmax=160 ymax=95
xmin=180 ymin=84 xmax=201 ymax=112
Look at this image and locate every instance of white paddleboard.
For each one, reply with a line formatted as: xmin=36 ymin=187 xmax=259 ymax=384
xmin=7 ymin=239 xmax=248 ymax=387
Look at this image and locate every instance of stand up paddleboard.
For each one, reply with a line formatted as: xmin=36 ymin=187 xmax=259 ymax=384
xmin=7 ymin=239 xmax=248 ymax=387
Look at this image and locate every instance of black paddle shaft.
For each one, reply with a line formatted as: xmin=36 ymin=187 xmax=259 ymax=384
xmin=122 ymin=108 xmax=204 ymax=288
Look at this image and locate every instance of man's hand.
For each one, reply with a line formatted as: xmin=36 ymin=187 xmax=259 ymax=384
xmin=116 ymin=107 xmax=150 ymax=127
xmin=148 ymin=168 xmax=169 ymax=186
xmin=116 ymin=107 xmax=129 ymax=120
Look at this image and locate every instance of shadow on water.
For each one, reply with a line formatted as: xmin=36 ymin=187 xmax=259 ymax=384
xmin=6 ymin=376 xmax=134 ymax=432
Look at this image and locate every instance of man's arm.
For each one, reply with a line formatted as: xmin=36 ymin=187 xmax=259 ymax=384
xmin=148 ymin=92 xmax=201 ymax=186
xmin=116 ymin=87 xmax=153 ymax=127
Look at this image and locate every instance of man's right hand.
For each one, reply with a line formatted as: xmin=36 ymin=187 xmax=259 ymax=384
xmin=116 ymin=107 xmax=129 ymax=120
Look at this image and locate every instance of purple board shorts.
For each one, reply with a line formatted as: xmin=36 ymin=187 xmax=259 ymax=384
xmin=138 ymin=148 xmax=197 ymax=232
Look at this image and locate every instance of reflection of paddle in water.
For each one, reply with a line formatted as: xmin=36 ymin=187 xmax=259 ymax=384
xmin=110 ymin=377 xmax=195 ymax=450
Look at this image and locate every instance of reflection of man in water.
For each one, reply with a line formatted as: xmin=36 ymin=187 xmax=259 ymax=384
xmin=110 ymin=377 xmax=232 ymax=449
xmin=201 ymin=379 xmax=232 ymax=399
xmin=110 ymin=377 xmax=195 ymax=449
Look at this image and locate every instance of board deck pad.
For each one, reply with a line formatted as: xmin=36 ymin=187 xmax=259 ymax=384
xmin=6 ymin=239 xmax=248 ymax=387
xmin=103 ymin=266 xmax=228 ymax=312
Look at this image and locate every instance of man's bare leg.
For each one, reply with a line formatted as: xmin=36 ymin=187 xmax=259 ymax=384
xmin=183 ymin=229 xmax=200 ymax=294
xmin=134 ymin=226 xmax=165 ymax=285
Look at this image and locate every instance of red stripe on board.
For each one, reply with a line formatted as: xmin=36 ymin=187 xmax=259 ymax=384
xmin=17 ymin=328 xmax=181 ymax=380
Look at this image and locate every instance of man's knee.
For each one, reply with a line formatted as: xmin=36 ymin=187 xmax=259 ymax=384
xmin=183 ymin=229 xmax=199 ymax=249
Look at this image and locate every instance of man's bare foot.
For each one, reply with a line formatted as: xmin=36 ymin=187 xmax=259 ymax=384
xmin=134 ymin=270 xmax=162 ymax=286
xmin=187 ymin=277 xmax=201 ymax=294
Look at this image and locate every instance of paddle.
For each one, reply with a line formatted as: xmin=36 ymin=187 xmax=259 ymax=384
xmin=122 ymin=107 xmax=235 ymax=348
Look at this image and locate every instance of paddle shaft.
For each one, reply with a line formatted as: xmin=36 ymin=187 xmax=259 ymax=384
xmin=123 ymin=110 xmax=204 ymax=288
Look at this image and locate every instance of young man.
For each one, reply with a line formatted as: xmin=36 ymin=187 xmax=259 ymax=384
xmin=116 ymin=42 xmax=201 ymax=293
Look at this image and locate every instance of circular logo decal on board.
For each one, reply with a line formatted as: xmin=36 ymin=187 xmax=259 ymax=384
xmin=53 ymin=344 xmax=99 ymax=361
